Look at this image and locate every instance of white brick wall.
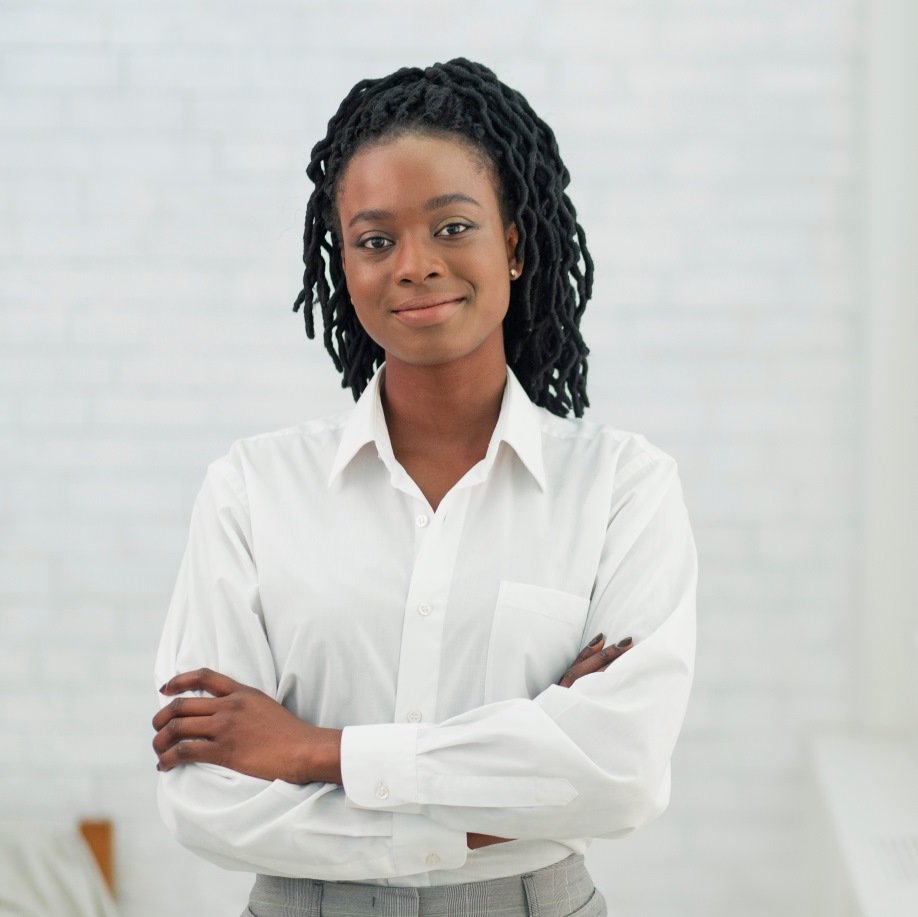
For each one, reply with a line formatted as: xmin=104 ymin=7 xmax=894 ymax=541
xmin=0 ymin=2 xmax=862 ymax=914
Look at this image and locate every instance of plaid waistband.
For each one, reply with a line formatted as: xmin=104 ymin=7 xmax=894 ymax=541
xmin=248 ymin=852 xmax=595 ymax=917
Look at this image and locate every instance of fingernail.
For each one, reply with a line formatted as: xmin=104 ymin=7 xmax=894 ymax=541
xmin=159 ymin=684 xmax=168 ymax=693
xmin=588 ymin=633 xmax=603 ymax=647
xmin=616 ymin=636 xmax=633 ymax=648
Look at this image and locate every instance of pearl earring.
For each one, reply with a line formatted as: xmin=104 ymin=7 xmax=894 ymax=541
xmin=509 ymin=268 xmax=519 ymax=279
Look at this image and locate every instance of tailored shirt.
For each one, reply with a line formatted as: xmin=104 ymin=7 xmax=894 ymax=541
xmin=154 ymin=364 xmax=697 ymax=885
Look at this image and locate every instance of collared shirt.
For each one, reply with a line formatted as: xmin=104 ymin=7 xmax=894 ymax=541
xmin=154 ymin=364 xmax=697 ymax=885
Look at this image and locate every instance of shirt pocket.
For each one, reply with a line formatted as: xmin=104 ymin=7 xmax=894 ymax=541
xmin=483 ymin=580 xmax=591 ymax=704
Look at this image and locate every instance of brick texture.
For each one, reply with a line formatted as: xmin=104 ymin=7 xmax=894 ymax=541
xmin=0 ymin=2 xmax=862 ymax=914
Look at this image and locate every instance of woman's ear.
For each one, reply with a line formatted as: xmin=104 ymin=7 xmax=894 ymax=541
xmin=506 ymin=222 xmax=522 ymax=278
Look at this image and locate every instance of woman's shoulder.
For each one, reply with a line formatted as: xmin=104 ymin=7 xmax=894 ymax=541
xmin=534 ymin=409 xmax=685 ymax=525
xmin=535 ymin=406 xmax=678 ymax=475
xmin=201 ymin=408 xmax=354 ymax=493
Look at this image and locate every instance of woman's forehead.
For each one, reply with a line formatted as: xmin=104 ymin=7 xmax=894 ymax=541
xmin=336 ymin=134 xmax=501 ymax=218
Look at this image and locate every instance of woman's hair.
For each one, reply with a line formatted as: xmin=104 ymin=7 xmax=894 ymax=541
xmin=292 ymin=57 xmax=593 ymax=417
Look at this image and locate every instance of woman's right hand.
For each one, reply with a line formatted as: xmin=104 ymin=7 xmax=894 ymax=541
xmin=465 ymin=635 xmax=634 ymax=850
xmin=556 ymin=633 xmax=633 ymax=688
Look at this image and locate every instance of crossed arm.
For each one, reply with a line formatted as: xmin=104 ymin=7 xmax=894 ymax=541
xmin=153 ymin=452 xmax=694 ymax=872
xmin=151 ymin=632 xmax=634 ymax=850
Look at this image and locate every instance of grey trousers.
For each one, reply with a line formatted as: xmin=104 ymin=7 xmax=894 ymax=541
xmin=242 ymin=852 xmax=606 ymax=917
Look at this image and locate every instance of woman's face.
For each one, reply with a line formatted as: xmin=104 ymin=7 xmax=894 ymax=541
xmin=335 ymin=132 xmax=520 ymax=374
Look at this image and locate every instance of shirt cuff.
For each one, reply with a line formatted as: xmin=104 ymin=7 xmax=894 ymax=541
xmin=341 ymin=723 xmax=420 ymax=809
xmin=391 ymin=812 xmax=468 ymax=874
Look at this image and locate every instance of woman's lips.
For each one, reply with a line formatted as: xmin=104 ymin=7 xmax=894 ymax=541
xmin=391 ymin=297 xmax=464 ymax=326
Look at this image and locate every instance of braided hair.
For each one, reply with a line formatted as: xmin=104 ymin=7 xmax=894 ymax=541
xmin=292 ymin=57 xmax=593 ymax=417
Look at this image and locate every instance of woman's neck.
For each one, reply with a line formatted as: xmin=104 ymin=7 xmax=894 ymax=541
xmin=380 ymin=347 xmax=507 ymax=460
xmin=380 ymin=352 xmax=507 ymax=512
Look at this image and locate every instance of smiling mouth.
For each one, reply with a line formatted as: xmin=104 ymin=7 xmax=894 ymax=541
xmin=390 ymin=295 xmax=465 ymax=327
xmin=392 ymin=295 xmax=464 ymax=313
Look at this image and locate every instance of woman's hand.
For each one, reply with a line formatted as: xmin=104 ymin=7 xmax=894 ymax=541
xmin=152 ymin=668 xmax=342 ymax=785
xmin=465 ymin=634 xmax=634 ymax=851
xmin=154 ymin=639 xmax=631 ymax=847
xmin=556 ymin=633 xmax=634 ymax=688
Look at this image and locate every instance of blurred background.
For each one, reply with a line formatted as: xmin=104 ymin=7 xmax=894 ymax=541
xmin=1 ymin=1 xmax=916 ymax=915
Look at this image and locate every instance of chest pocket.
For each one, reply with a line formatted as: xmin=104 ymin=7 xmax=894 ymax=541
xmin=483 ymin=580 xmax=591 ymax=703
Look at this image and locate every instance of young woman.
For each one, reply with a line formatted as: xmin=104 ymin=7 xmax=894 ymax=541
xmin=153 ymin=59 xmax=697 ymax=917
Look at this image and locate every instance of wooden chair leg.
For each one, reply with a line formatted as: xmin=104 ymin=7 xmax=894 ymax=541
xmin=78 ymin=819 xmax=114 ymax=896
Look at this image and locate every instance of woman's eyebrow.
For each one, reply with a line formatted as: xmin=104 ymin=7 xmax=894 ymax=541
xmin=347 ymin=208 xmax=391 ymax=229
xmin=346 ymin=193 xmax=482 ymax=229
xmin=424 ymin=193 xmax=482 ymax=211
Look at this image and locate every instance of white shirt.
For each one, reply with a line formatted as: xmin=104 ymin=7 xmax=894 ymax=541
xmin=154 ymin=364 xmax=697 ymax=885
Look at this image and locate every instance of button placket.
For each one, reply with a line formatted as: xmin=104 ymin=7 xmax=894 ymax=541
xmin=393 ymin=490 xmax=472 ymax=736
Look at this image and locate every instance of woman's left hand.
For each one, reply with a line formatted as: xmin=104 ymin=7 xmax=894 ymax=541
xmin=152 ymin=668 xmax=342 ymax=785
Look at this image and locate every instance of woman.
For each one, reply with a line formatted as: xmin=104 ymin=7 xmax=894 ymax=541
xmin=153 ymin=59 xmax=697 ymax=917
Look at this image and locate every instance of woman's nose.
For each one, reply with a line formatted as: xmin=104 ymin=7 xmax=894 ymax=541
xmin=394 ymin=235 xmax=443 ymax=285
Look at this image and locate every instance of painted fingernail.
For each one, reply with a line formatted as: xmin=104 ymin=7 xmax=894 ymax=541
xmin=588 ymin=633 xmax=603 ymax=647
xmin=616 ymin=637 xmax=633 ymax=648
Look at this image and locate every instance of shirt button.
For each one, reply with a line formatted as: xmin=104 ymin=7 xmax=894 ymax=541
xmin=417 ymin=602 xmax=432 ymax=616
xmin=375 ymin=781 xmax=390 ymax=800
xmin=416 ymin=513 xmax=429 ymax=528
xmin=425 ymin=853 xmax=441 ymax=866
xmin=407 ymin=710 xmax=422 ymax=722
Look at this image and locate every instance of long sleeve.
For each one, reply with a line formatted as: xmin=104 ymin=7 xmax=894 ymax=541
xmin=154 ymin=459 xmax=468 ymax=879
xmin=339 ymin=451 xmax=697 ymax=841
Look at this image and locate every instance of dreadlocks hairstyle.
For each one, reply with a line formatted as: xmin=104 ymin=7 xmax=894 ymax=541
xmin=291 ymin=57 xmax=594 ymax=418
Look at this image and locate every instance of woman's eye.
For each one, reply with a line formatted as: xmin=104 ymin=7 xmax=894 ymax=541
xmin=359 ymin=236 xmax=392 ymax=250
xmin=437 ymin=222 xmax=472 ymax=237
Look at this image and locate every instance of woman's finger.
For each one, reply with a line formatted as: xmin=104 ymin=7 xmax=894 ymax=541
xmin=156 ymin=736 xmax=220 ymax=772
xmin=153 ymin=714 xmax=219 ymax=757
xmin=160 ymin=667 xmax=238 ymax=698
xmin=557 ymin=636 xmax=605 ymax=686
xmin=558 ymin=637 xmax=634 ymax=687
xmin=572 ymin=634 xmax=605 ymax=664
xmin=593 ymin=639 xmax=635 ymax=670
xmin=558 ymin=651 xmax=606 ymax=687
xmin=151 ymin=696 xmax=218 ymax=732
xmin=595 ymin=638 xmax=633 ymax=666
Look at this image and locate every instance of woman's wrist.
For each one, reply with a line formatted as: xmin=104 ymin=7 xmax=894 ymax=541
xmin=304 ymin=726 xmax=343 ymax=785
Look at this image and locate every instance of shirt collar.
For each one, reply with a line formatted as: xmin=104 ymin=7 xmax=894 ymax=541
xmin=493 ymin=366 xmax=547 ymax=490
xmin=327 ymin=363 xmax=546 ymax=490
